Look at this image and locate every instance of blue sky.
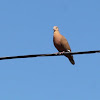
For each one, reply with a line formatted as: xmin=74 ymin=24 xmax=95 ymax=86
xmin=0 ymin=0 xmax=100 ymax=100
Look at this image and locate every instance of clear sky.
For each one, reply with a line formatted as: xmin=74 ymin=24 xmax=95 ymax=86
xmin=0 ymin=0 xmax=100 ymax=100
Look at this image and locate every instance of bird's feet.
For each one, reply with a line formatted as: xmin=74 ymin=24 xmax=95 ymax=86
xmin=54 ymin=50 xmax=71 ymax=55
xmin=54 ymin=51 xmax=65 ymax=55
xmin=59 ymin=51 xmax=66 ymax=54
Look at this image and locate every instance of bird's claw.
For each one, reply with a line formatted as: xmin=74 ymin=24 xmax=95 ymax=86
xmin=54 ymin=51 xmax=70 ymax=55
xmin=54 ymin=52 xmax=64 ymax=55
xmin=57 ymin=51 xmax=65 ymax=55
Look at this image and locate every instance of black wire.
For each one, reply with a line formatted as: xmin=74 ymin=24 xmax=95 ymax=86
xmin=0 ymin=50 xmax=100 ymax=60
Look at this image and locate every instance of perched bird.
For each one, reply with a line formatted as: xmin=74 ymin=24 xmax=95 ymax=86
xmin=53 ymin=26 xmax=75 ymax=65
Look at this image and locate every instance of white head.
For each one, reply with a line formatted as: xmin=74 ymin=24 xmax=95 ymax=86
xmin=53 ymin=26 xmax=59 ymax=31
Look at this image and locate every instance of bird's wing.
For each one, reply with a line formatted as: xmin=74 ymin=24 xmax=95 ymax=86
xmin=61 ymin=35 xmax=71 ymax=52
xmin=61 ymin=35 xmax=75 ymax=65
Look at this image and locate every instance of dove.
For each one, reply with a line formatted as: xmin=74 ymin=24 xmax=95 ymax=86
xmin=53 ymin=26 xmax=75 ymax=65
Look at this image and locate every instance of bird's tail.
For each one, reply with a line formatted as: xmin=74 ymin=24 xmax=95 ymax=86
xmin=68 ymin=57 xmax=75 ymax=65
xmin=65 ymin=55 xmax=75 ymax=65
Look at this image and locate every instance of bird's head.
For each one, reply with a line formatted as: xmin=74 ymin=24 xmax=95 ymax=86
xmin=53 ymin=26 xmax=59 ymax=31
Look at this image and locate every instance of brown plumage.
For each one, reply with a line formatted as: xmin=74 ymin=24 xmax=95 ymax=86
xmin=53 ymin=26 xmax=75 ymax=65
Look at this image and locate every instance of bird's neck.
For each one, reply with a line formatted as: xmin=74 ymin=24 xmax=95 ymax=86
xmin=54 ymin=30 xmax=60 ymax=34
xmin=53 ymin=31 xmax=62 ymax=40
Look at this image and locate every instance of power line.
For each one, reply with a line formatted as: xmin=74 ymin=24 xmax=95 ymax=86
xmin=0 ymin=50 xmax=100 ymax=60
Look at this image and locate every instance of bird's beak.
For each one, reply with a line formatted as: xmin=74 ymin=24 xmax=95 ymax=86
xmin=53 ymin=27 xmax=56 ymax=31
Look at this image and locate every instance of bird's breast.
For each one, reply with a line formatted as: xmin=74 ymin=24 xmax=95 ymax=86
xmin=53 ymin=36 xmax=63 ymax=51
xmin=53 ymin=36 xmax=61 ymax=45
